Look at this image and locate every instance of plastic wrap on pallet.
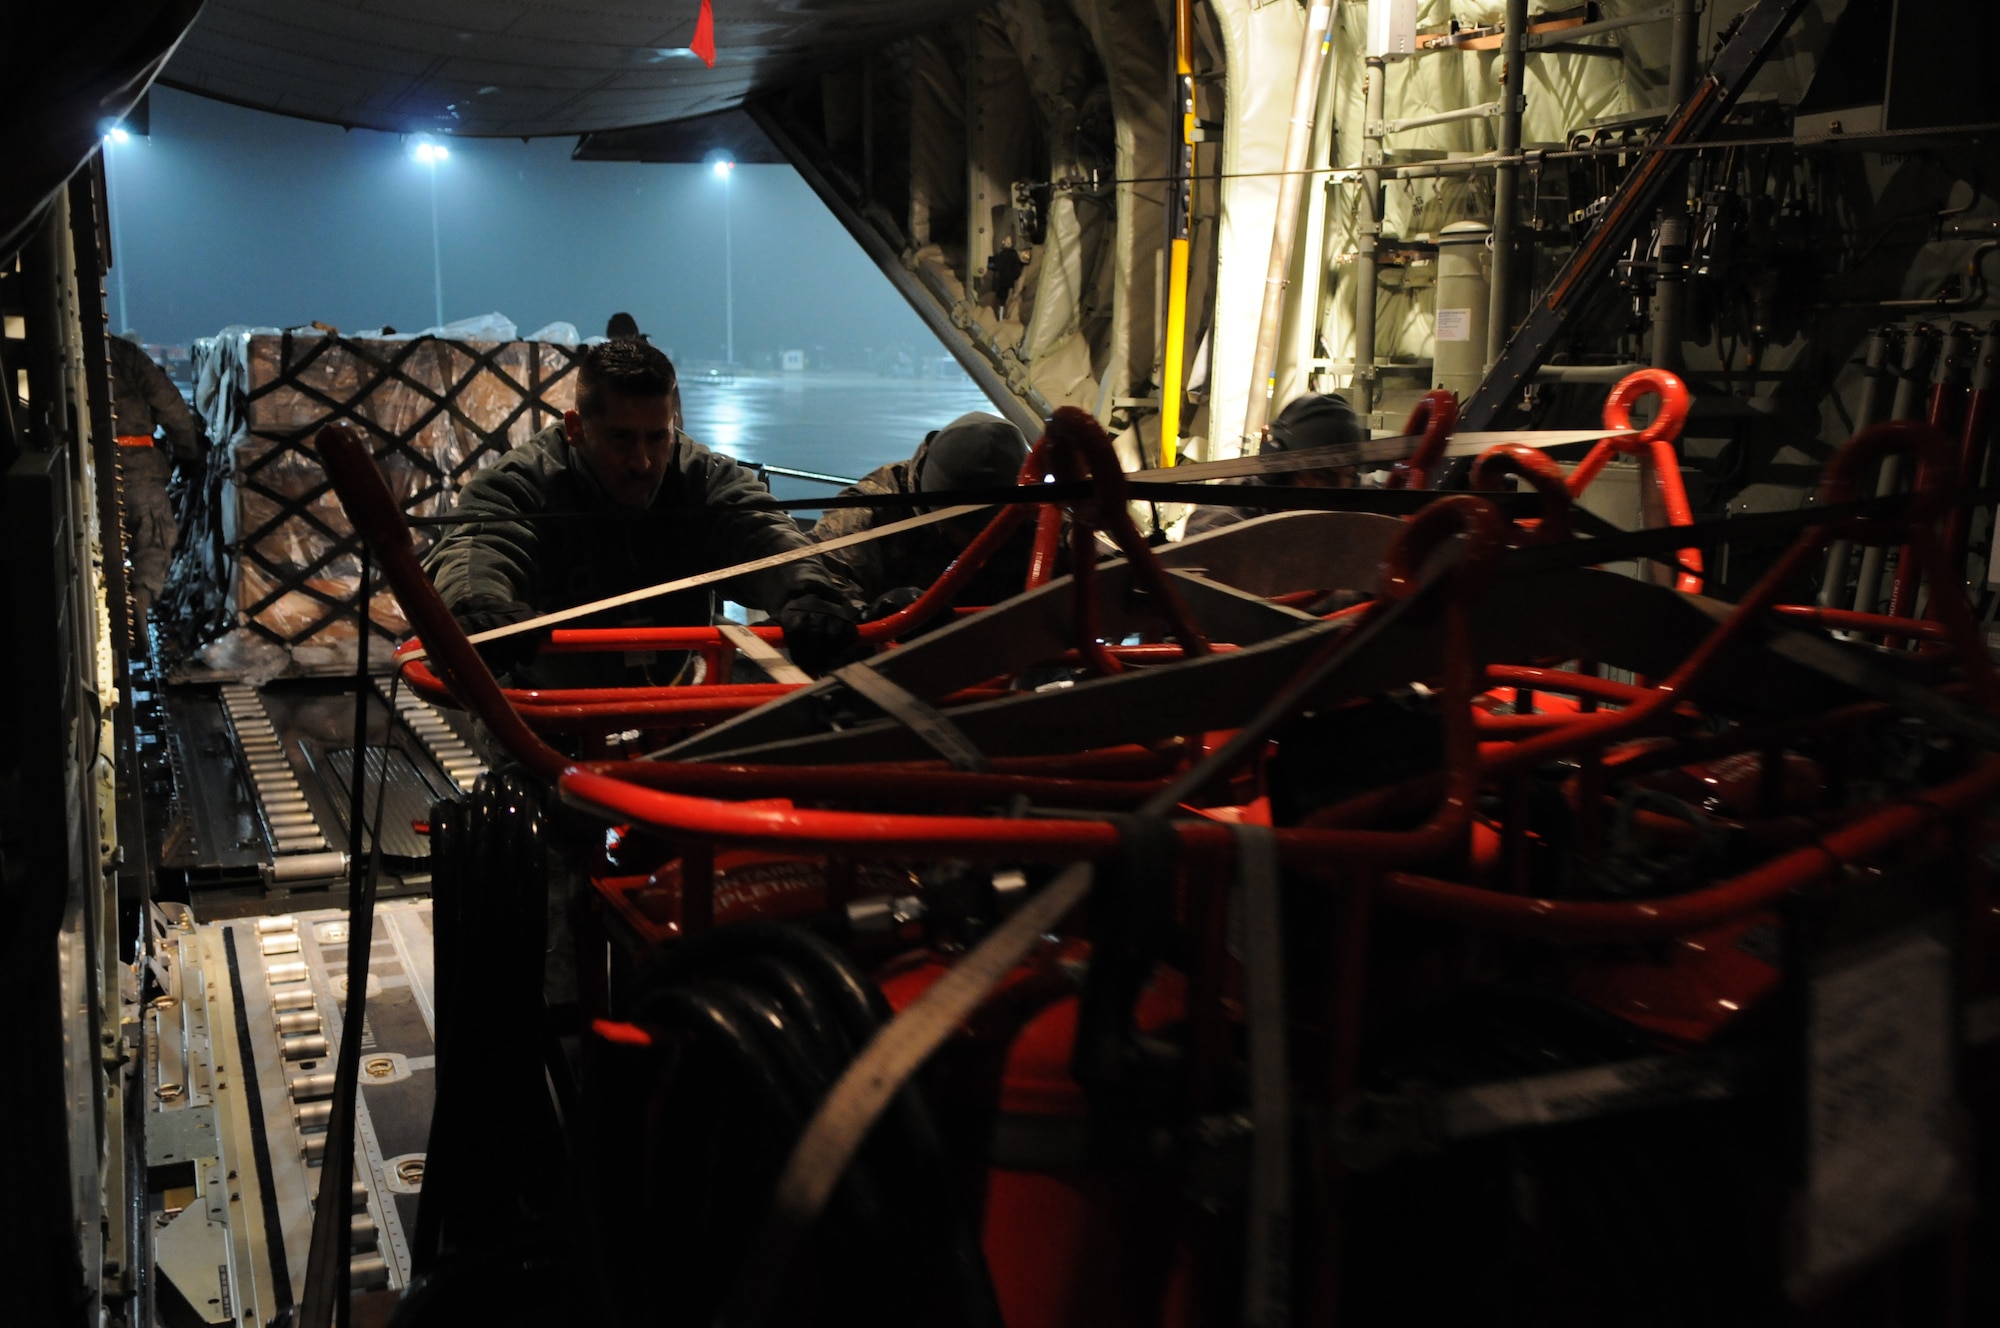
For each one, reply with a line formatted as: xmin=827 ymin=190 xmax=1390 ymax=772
xmin=161 ymin=328 xmax=582 ymax=676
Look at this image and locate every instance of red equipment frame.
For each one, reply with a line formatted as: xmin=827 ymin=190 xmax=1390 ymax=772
xmin=318 ymin=379 xmax=1996 ymax=1326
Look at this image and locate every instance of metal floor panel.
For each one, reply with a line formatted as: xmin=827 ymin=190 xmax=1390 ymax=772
xmin=149 ymin=900 xmax=439 ymax=1315
xmin=158 ymin=688 xmax=268 ymax=878
xmin=313 ymin=744 xmax=451 ymax=861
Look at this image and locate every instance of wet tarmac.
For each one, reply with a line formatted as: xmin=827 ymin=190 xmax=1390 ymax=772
xmin=676 ymin=370 xmax=997 ymax=505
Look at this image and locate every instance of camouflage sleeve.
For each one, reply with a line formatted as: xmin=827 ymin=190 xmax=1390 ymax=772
xmin=421 ymin=459 xmax=550 ymax=614
xmin=141 ymin=360 xmax=205 ymax=460
xmin=809 ymin=465 xmax=908 ymax=605
xmin=690 ymin=445 xmax=856 ymax=612
xmin=809 ymin=501 xmax=892 ymax=605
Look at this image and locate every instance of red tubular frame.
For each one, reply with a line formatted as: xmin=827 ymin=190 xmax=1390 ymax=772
xmin=855 ymin=500 xmax=1036 ymax=644
xmin=1942 ymin=353 xmax=1996 ymax=571
xmin=1888 ymin=347 xmax=1972 ymax=621
xmin=1386 ymin=390 xmax=1458 ymax=492
xmin=1382 ymin=753 xmax=2000 ymax=940
xmin=1022 ymin=435 xmax=1065 ymax=591
xmin=1769 ymin=605 xmax=1949 ymax=644
xmin=321 ymin=417 xmax=1996 ymax=948
xmin=1470 ymin=443 xmax=1574 ymax=544
xmin=1566 ymin=368 xmax=1702 ymax=593
xmin=1040 ymin=407 xmax=1212 ymax=672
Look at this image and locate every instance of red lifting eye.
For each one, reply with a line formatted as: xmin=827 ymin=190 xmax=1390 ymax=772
xmin=1601 ymin=367 xmax=1691 ymax=448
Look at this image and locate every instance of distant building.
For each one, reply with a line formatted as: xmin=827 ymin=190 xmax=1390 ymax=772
xmin=781 ymin=349 xmax=806 ymax=372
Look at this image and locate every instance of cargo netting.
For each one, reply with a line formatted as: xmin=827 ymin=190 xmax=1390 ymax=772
xmin=163 ymin=329 xmax=581 ymax=678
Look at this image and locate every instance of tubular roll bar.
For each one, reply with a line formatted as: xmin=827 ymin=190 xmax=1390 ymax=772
xmin=317 ymin=408 xmax=1994 ymax=944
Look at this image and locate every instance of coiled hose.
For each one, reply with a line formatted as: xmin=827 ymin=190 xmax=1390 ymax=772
xmin=585 ymin=923 xmax=1003 ymax=1328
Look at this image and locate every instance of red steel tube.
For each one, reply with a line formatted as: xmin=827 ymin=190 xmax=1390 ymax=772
xmin=1482 ymin=664 xmax=1654 ymax=706
xmin=539 ymin=624 xmax=782 ymax=652
xmin=1566 ymin=369 xmax=1702 ymax=593
xmin=1769 ymin=605 xmax=1949 ymax=642
xmin=1386 ymin=390 xmax=1458 ymax=492
xmin=1470 ymin=443 xmax=1574 ymax=544
xmin=856 ymin=500 xmax=1035 ymax=644
xmin=1889 ymin=347 xmax=1972 ymax=620
xmin=1941 ymin=342 xmax=1997 ymax=574
xmin=319 ymin=424 xmax=573 ymax=784
xmin=1377 ymin=754 xmax=2000 ymax=941
xmin=1022 ymin=435 xmax=1065 ymax=591
xmin=326 ymin=417 xmax=2000 ymax=947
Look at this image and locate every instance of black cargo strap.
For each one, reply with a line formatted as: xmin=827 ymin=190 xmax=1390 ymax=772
xmin=830 ymin=662 xmax=992 ymax=773
xmin=293 ymin=557 xmax=399 ymax=1328
xmin=1071 ymin=813 xmax=1179 ymax=1121
xmin=1235 ymin=824 xmax=1292 ymax=1328
xmin=717 ymin=621 xmax=812 ymax=685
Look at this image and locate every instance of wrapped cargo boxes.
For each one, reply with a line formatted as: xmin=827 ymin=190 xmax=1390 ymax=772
xmin=164 ymin=328 xmax=581 ymax=677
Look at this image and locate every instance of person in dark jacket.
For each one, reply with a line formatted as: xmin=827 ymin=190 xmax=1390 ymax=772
xmin=1182 ymin=392 xmax=1366 ymax=538
xmin=810 ymin=411 xmax=1033 ymax=616
xmin=424 ymin=338 xmax=857 ymax=683
xmin=108 ymin=333 xmax=204 ymax=625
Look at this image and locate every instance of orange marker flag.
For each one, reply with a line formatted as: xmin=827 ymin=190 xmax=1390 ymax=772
xmin=691 ymin=0 xmax=716 ymax=67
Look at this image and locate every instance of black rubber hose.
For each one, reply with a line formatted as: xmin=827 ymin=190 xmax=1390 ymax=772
xmin=640 ymin=974 xmax=906 ymax=1273
xmin=411 ymin=798 xmax=466 ymax=1274
xmin=624 ymin=929 xmax=1003 ymax=1328
xmin=592 ymin=978 xmax=908 ymax=1326
xmin=719 ymin=953 xmax=852 ymax=1079
xmin=725 ymin=955 xmax=1003 ymax=1328
xmin=633 ymin=921 xmax=888 ymax=1046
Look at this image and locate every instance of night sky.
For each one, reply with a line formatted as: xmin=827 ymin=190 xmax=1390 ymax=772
xmin=104 ymin=87 xmax=945 ymax=366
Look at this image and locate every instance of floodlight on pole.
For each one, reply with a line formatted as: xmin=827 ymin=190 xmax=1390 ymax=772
xmin=409 ymin=136 xmax=449 ymax=327
xmin=706 ymin=151 xmax=737 ymax=366
xmin=100 ymin=123 xmax=131 ymax=333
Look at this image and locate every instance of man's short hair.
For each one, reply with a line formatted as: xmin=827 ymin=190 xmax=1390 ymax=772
xmin=575 ymin=338 xmax=678 ymax=417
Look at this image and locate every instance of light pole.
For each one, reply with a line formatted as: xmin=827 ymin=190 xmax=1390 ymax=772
xmin=711 ymin=152 xmax=735 ymax=365
xmin=102 ymin=124 xmax=131 ymax=333
xmin=411 ymin=137 xmax=450 ymax=328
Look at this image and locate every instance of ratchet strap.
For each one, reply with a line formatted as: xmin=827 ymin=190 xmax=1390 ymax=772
xmin=422 ymin=426 xmax=1637 ymax=659
xmin=716 ymin=621 xmax=812 ymax=685
xmin=1071 ymin=814 xmax=1180 ymax=1124
xmin=830 ymin=662 xmax=992 ymax=773
xmin=422 ymin=504 xmax=984 ymax=660
xmin=294 ymin=566 xmax=399 ymax=1328
xmin=1235 ymin=824 xmax=1292 ymax=1328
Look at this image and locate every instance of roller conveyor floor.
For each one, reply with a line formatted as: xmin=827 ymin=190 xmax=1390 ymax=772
xmin=146 ymin=674 xmax=484 ymax=908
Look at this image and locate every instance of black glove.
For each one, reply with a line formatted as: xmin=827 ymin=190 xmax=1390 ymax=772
xmin=864 ymin=585 xmax=953 ymax=641
xmin=863 ymin=586 xmax=926 ymax=622
xmin=454 ymin=594 xmax=547 ymax=677
xmin=777 ymin=591 xmax=860 ymax=675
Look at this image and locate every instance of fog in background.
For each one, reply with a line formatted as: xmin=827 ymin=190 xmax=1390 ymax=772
xmin=105 ymin=87 xmax=958 ymax=374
